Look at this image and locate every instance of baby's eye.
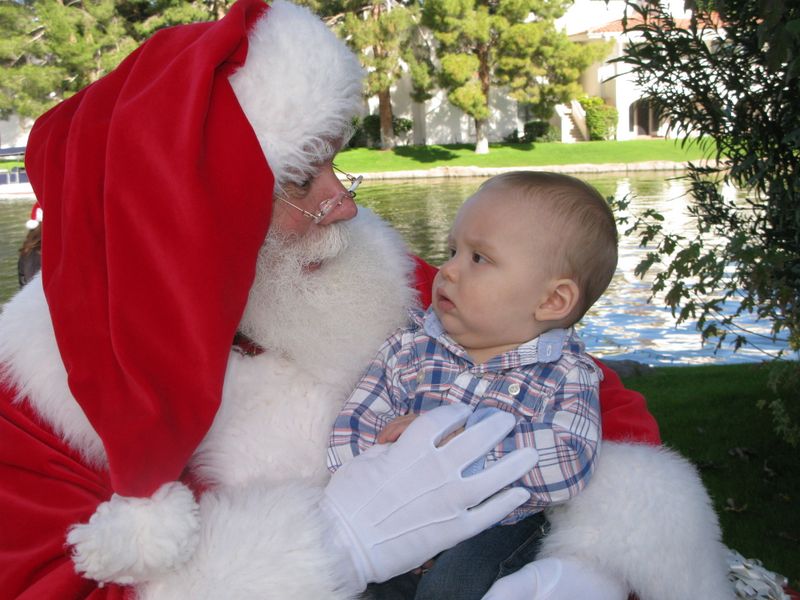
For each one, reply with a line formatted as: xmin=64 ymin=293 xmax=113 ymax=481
xmin=448 ymin=247 xmax=456 ymax=258
xmin=472 ymin=252 xmax=487 ymax=264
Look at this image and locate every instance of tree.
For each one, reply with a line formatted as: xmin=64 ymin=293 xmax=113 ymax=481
xmin=421 ymin=0 xmax=606 ymax=153
xmin=0 ymin=0 xmax=233 ymax=122
xmin=616 ymin=0 xmax=800 ymax=444
xmin=296 ymin=0 xmax=411 ymax=149
xmin=339 ymin=1 xmax=418 ymax=149
xmin=296 ymin=1 xmax=435 ymax=148
xmin=131 ymin=0 xmax=235 ymax=38
xmin=0 ymin=0 xmax=137 ymax=120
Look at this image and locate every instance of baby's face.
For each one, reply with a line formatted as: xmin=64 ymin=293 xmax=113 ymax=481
xmin=432 ymin=188 xmax=557 ymax=363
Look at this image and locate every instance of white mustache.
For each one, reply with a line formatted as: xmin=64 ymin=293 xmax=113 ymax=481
xmin=262 ymin=222 xmax=351 ymax=269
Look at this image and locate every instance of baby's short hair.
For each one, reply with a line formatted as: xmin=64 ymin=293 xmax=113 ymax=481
xmin=479 ymin=171 xmax=618 ymax=323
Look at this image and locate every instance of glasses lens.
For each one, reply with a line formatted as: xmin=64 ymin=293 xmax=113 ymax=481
xmin=313 ymin=191 xmax=347 ymax=224
xmin=348 ymin=175 xmax=363 ymax=196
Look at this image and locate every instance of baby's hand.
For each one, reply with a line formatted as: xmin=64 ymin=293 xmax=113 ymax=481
xmin=412 ymin=558 xmax=437 ymax=575
xmin=377 ymin=413 xmax=465 ymax=445
xmin=377 ymin=414 xmax=418 ymax=443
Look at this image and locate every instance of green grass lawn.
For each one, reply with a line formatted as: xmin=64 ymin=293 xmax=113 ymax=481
xmin=2 ymin=139 xmax=708 ymax=175
xmin=623 ymin=363 xmax=799 ymax=588
xmin=336 ymin=138 xmax=711 ymax=173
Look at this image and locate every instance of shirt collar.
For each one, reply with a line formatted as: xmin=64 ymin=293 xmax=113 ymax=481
xmin=422 ymin=308 xmax=570 ymax=370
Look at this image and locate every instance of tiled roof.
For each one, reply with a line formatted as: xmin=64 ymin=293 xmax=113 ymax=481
xmin=583 ymin=13 xmax=720 ymax=35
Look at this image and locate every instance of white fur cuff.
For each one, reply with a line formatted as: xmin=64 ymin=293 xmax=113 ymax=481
xmin=67 ymin=481 xmax=200 ymax=585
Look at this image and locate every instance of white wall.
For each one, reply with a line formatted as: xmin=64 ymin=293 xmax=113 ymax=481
xmin=0 ymin=115 xmax=32 ymax=148
xmin=369 ymin=72 xmax=521 ymax=146
xmin=556 ymin=0 xmax=628 ymax=36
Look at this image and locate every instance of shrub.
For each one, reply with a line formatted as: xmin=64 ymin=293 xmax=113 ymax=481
xmin=349 ymin=114 xmax=414 ymax=148
xmin=348 ymin=116 xmax=368 ymax=148
xmin=523 ymin=120 xmax=550 ymax=142
xmin=579 ymin=96 xmax=618 ymax=141
xmin=361 ymin=114 xmax=382 ymax=146
xmin=393 ymin=117 xmax=412 ymax=137
xmin=504 ymin=120 xmax=557 ymax=144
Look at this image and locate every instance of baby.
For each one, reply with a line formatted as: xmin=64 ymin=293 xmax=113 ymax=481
xmin=328 ymin=171 xmax=618 ymax=600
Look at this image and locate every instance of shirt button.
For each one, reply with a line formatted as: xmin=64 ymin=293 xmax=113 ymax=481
xmin=508 ymin=383 xmax=521 ymax=396
xmin=417 ymin=371 xmax=425 ymax=384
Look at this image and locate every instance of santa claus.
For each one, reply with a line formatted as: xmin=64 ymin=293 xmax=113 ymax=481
xmin=0 ymin=1 xmax=732 ymax=598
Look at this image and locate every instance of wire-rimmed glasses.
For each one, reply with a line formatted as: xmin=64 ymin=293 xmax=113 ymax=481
xmin=278 ymin=166 xmax=363 ymax=224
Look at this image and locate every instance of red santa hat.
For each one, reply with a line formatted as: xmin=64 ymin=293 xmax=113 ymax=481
xmin=24 ymin=0 xmax=363 ymax=584
xmin=25 ymin=202 xmax=43 ymax=230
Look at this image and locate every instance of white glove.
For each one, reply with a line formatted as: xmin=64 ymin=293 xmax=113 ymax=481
xmin=322 ymin=404 xmax=538 ymax=591
xmin=482 ymin=557 xmax=628 ymax=600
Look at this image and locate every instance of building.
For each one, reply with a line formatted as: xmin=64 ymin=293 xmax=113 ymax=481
xmin=374 ymin=0 xmax=692 ymax=146
xmin=560 ymin=0 xmax=690 ymax=142
xmin=0 ymin=114 xmax=32 ymax=150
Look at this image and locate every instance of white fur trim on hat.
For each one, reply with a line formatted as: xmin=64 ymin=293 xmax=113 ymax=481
xmin=26 ymin=206 xmax=43 ymax=230
xmin=230 ymin=0 xmax=364 ymax=187
xmin=67 ymin=482 xmax=200 ymax=585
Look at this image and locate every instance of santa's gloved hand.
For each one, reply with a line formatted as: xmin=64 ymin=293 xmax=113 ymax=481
xmin=482 ymin=557 xmax=628 ymax=600
xmin=321 ymin=404 xmax=537 ymax=592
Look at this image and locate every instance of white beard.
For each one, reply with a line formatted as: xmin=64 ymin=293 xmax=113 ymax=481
xmin=238 ymin=208 xmax=418 ymax=386
xmin=190 ymin=209 xmax=419 ymax=488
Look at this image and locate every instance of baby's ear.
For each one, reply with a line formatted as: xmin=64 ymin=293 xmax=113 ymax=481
xmin=535 ymin=279 xmax=580 ymax=322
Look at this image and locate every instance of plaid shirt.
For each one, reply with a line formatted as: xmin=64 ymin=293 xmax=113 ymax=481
xmin=328 ymin=308 xmax=602 ymax=525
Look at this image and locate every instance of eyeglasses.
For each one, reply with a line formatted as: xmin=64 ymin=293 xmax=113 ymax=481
xmin=278 ymin=166 xmax=363 ymax=224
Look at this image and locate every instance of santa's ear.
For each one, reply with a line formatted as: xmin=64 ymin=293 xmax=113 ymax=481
xmin=535 ymin=278 xmax=580 ymax=323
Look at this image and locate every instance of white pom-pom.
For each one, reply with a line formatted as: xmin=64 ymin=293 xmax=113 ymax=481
xmin=67 ymin=481 xmax=200 ymax=585
xmin=25 ymin=219 xmax=40 ymax=230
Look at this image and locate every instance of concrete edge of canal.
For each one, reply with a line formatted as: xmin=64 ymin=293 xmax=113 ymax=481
xmin=356 ymin=159 xmax=718 ymax=181
xmin=1 ymin=160 xmax=719 ymax=201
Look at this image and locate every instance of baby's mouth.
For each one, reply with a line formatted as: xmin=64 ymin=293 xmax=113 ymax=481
xmin=436 ymin=290 xmax=456 ymax=311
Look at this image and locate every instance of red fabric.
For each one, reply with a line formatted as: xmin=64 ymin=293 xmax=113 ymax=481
xmin=411 ymin=258 xmax=662 ymax=445
xmin=0 ymin=387 xmax=127 ymax=599
xmin=25 ymin=0 xmax=273 ymax=498
xmin=411 ymin=255 xmax=438 ymax=309
xmin=593 ymin=359 xmax=661 ymax=445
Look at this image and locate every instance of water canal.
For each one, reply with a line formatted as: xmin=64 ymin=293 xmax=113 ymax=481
xmin=0 ymin=171 xmax=791 ymax=365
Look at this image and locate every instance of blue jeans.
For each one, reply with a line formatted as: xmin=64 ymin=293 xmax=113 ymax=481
xmin=367 ymin=513 xmax=549 ymax=600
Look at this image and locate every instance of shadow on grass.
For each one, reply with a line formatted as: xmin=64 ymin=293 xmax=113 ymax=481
xmin=498 ymin=142 xmax=536 ymax=152
xmin=393 ymin=143 xmax=540 ymax=163
xmin=394 ymin=145 xmax=460 ymax=163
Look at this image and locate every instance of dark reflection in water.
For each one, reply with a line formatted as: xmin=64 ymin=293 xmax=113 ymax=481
xmin=0 ymin=201 xmax=31 ymax=303
xmin=1 ymin=171 xmax=792 ymax=365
